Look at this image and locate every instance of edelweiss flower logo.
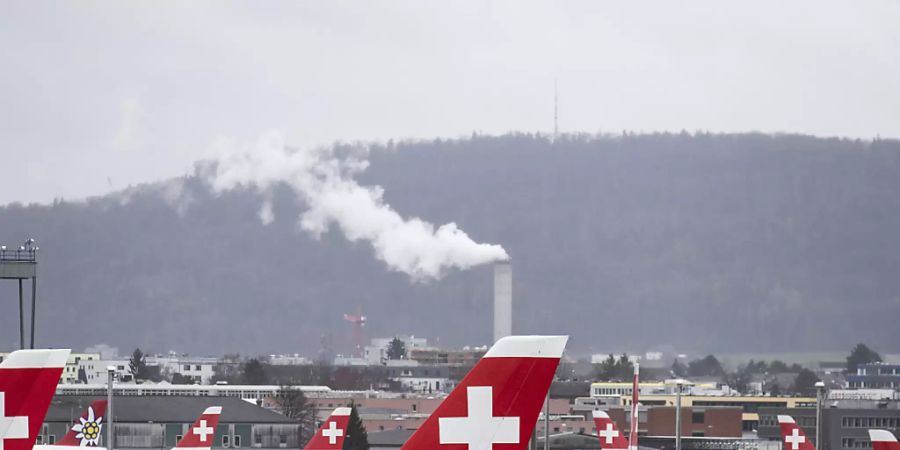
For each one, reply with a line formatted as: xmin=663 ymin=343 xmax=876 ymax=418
xmin=72 ymin=406 xmax=103 ymax=446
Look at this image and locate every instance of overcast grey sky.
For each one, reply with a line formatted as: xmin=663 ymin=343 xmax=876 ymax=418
xmin=2 ymin=1 xmax=898 ymax=204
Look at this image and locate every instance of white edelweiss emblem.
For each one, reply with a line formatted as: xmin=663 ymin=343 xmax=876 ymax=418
xmin=72 ymin=406 xmax=103 ymax=447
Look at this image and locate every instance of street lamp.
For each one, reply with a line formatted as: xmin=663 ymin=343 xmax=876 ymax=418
xmin=815 ymin=381 xmax=826 ymax=450
xmin=666 ymin=378 xmax=693 ymax=450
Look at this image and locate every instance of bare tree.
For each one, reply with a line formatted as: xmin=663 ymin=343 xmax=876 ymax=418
xmin=274 ymin=385 xmax=315 ymax=446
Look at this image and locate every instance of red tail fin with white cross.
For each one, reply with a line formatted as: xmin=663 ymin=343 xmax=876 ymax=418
xmin=870 ymin=430 xmax=900 ymax=450
xmin=400 ymin=335 xmax=568 ymax=450
xmin=778 ymin=415 xmax=814 ymax=450
xmin=0 ymin=349 xmax=70 ymax=450
xmin=56 ymin=400 xmax=107 ymax=447
xmin=175 ymin=407 xmax=222 ymax=449
xmin=304 ymin=407 xmax=352 ymax=450
xmin=592 ymin=410 xmax=628 ymax=450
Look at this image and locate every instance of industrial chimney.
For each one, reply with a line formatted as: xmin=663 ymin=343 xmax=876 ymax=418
xmin=493 ymin=259 xmax=512 ymax=342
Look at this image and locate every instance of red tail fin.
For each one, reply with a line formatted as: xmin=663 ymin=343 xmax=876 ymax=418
xmin=870 ymin=430 xmax=900 ymax=450
xmin=176 ymin=407 xmax=222 ymax=449
xmin=592 ymin=411 xmax=628 ymax=450
xmin=400 ymin=335 xmax=567 ymax=450
xmin=56 ymin=400 xmax=107 ymax=447
xmin=0 ymin=349 xmax=70 ymax=450
xmin=777 ymin=415 xmax=814 ymax=450
xmin=304 ymin=407 xmax=352 ymax=450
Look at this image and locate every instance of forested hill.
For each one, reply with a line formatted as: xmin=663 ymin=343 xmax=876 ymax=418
xmin=2 ymin=132 xmax=899 ymax=356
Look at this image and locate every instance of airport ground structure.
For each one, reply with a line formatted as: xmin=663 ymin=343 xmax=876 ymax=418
xmin=48 ymin=380 xmax=900 ymax=450
xmin=847 ymin=363 xmax=900 ymax=389
xmin=41 ymin=396 xmax=298 ymax=449
xmin=14 ymin=337 xmax=900 ymax=450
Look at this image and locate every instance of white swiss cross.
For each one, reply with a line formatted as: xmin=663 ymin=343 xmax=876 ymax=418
xmin=785 ymin=428 xmax=806 ymax=450
xmin=321 ymin=421 xmax=344 ymax=445
xmin=0 ymin=392 xmax=30 ymax=450
xmin=599 ymin=423 xmax=619 ymax=445
xmin=193 ymin=419 xmax=214 ymax=442
xmin=438 ymin=386 xmax=520 ymax=450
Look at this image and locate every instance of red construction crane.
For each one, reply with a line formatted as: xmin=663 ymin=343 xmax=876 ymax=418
xmin=343 ymin=307 xmax=366 ymax=358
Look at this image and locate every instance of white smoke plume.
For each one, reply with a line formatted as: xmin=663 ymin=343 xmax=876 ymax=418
xmin=207 ymin=132 xmax=509 ymax=280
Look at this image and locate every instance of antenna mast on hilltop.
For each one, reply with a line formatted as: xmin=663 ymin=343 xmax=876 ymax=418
xmin=553 ymin=79 xmax=559 ymax=142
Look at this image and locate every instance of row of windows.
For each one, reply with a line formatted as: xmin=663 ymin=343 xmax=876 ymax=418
xmin=841 ymin=417 xmax=900 ymax=429
xmin=849 ymin=382 xmax=899 ymax=389
xmin=693 ymin=401 xmax=788 ymax=413
xmin=759 ymin=415 xmax=815 ymax=428
xmin=859 ymin=366 xmax=900 ymax=375
xmin=35 ymin=435 xmax=57 ymax=445
xmin=593 ymin=388 xmax=634 ymax=396
xmin=841 ymin=438 xmax=871 ymax=449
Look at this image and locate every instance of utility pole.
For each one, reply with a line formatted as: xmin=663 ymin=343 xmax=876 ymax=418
xmin=815 ymin=381 xmax=826 ymax=450
xmin=675 ymin=382 xmax=682 ymax=450
xmin=544 ymin=394 xmax=550 ymax=450
xmin=107 ymin=366 xmax=115 ymax=450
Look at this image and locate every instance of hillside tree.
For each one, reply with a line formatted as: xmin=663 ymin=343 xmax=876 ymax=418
xmin=275 ymin=385 xmax=315 ymax=446
xmin=671 ymin=359 xmax=688 ymax=378
xmin=386 ymin=338 xmax=407 ymax=360
xmin=242 ymin=358 xmax=269 ymax=385
xmin=343 ymin=404 xmax=369 ymax=450
xmin=792 ymin=369 xmax=820 ymax=397
xmin=846 ymin=343 xmax=882 ymax=373
xmin=688 ymin=355 xmax=725 ymax=377
xmin=129 ymin=348 xmax=148 ymax=380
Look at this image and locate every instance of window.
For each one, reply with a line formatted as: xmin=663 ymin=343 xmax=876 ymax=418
xmin=196 ymin=365 xmax=201 ymax=371
xmin=412 ymin=404 xmax=417 ymax=412
xmin=692 ymin=412 xmax=705 ymax=424
xmin=279 ymin=435 xmax=287 ymax=445
xmin=223 ymin=435 xmax=230 ymax=448
xmin=176 ymin=435 xmax=183 ymax=443
xmin=234 ymin=436 xmax=242 ymax=448
xmin=254 ymin=434 xmax=262 ymax=445
xmin=184 ymin=365 xmax=191 ymax=371
xmin=692 ymin=431 xmax=705 ymax=437
xmin=49 ymin=435 xmax=56 ymax=445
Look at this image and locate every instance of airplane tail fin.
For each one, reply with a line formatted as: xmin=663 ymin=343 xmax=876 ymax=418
xmin=399 ymin=335 xmax=568 ymax=450
xmin=592 ymin=410 xmax=628 ymax=449
xmin=869 ymin=430 xmax=900 ymax=450
xmin=0 ymin=349 xmax=70 ymax=450
xmin=777 ymin=415 xmax=815 ymax=450
xmin=56 ymin=400 xmax=108 ymax=447
xmin=175 ymin=407 xmax=222 ymax=449
xmin=303 ymin=407 xmax=352 ymax=450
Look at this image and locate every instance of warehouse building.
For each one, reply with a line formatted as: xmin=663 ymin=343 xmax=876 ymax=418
xmin=41 ymin=396 xmax=299 ymax=449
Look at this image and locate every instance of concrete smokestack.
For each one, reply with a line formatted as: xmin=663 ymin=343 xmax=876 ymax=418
xmin=493 ymin=260 xmax=512 ymax=342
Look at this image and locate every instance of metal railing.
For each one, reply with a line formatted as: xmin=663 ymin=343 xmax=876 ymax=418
xmin=0 ymin=249 xmax=37 ymax=262
xmin=0 ymin=239 xmax=38 ymax=262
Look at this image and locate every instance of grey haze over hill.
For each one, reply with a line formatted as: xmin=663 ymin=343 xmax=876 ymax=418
xmin=1 ymin=133 xmax=899 ymax=356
